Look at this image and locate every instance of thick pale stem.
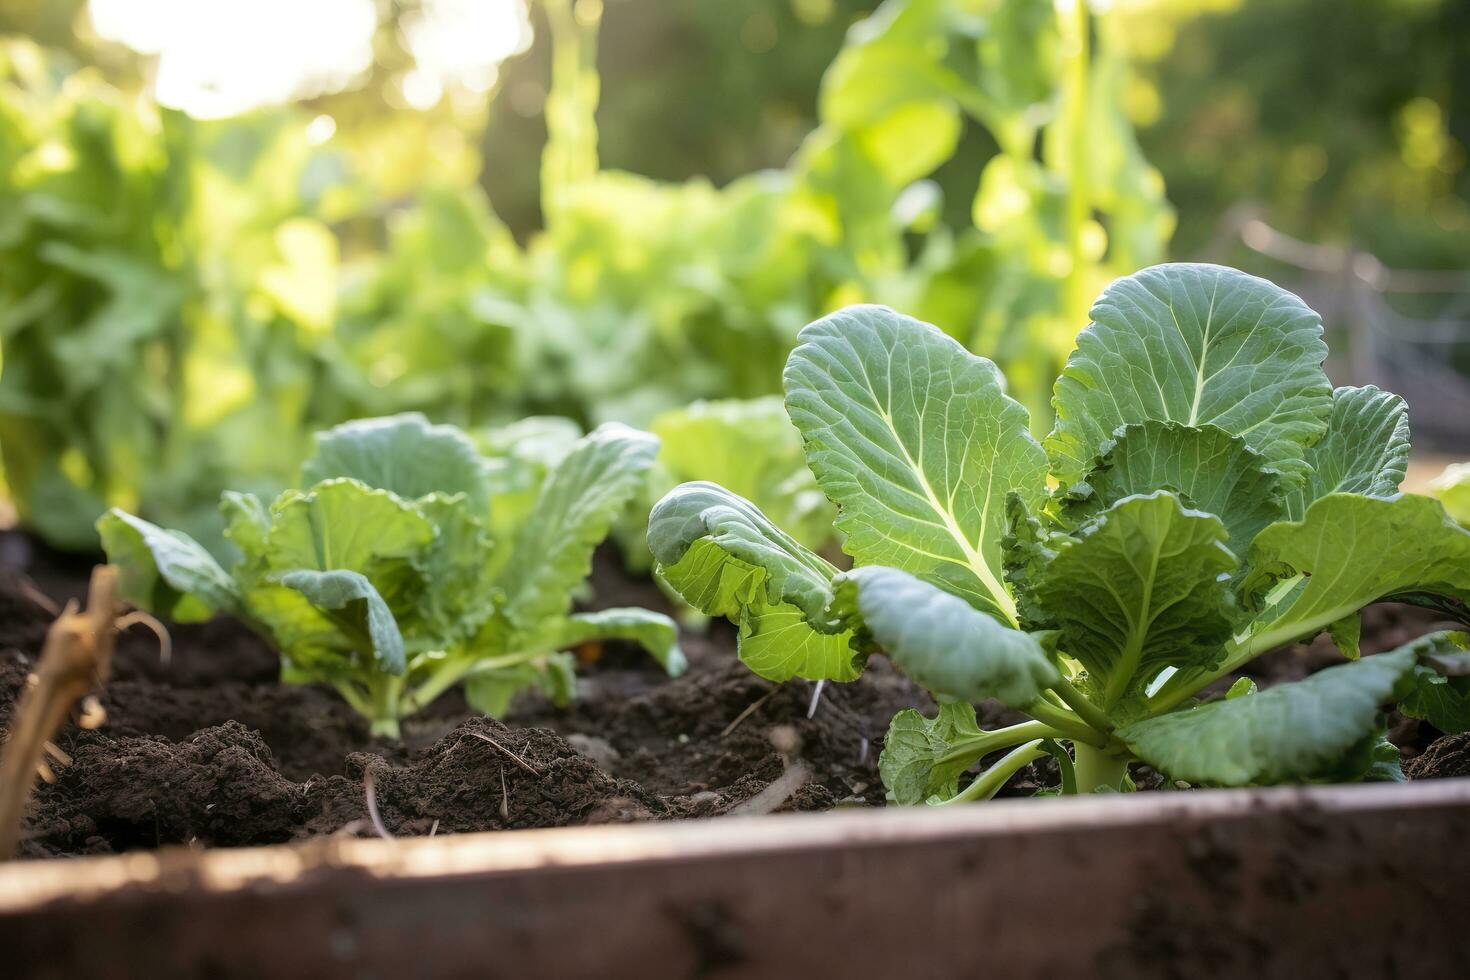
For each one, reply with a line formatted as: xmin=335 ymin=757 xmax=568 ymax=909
xmin=400 ymin=651 xmax=546 ymax=719
xmin=369 ymin=717 xmax=402 ymax=740
xmin=364 ymin=675 xmax=405 ymax=741
xmin=1027 ymin=699 xmax=1109 ymax=748
xmin=1050 ymin=675 xmax=1113 ymax=734
xmin=1072 ymin=741 xmax=1130 ymax=794
xmin=936 ymin=720 xmax=1061 ymax=768
xmin=940 ymin=740 xmax=1047 ymax=805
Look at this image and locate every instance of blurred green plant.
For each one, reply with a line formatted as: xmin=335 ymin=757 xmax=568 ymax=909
xmin=0 ymin=41 xmax=350 ymax=548
xmin=0 ymin=0 xmax=1188 ymax=551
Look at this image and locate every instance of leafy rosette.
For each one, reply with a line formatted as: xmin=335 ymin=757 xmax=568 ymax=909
xmin=101 ymin=413 xmax=684 ymax=736
xmin=649 ymin=263 xmax=1470 ymax=801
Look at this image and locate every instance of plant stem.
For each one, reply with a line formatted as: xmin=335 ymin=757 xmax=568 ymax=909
xmin=331 ymin=680 xmax=374 ymax=719
xmin=940 ymin=740 xmax=1047 ymax=805
xmin=1026 ymin=698 xmax=1109 ymax=748
xmin=361 ymin=674 xmax=405 ymax=740
xmin=401 ymin=651 xmax=544 ymax=717
xmin=1049 ymin=675 xmax=1113 ymax=734
xmin=1072 ymin=741 xmax=1130 ymax=793
xmin=936 ymin=720 xmax=1062 ymax=768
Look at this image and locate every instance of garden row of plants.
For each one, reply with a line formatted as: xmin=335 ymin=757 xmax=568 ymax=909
xmin=4 ymin=0 xmax=1470 ymax=806
xmin=102 ymin=260 xmax=1470 ymax=798
xmin=0 ymin=0 xmax=1172 ymax=554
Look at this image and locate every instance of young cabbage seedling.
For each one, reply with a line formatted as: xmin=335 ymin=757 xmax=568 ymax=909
xmin=100 ymin=414 xmax=685 ymax=737
xmin=649 ymin=263 xmax=1470 ymax=801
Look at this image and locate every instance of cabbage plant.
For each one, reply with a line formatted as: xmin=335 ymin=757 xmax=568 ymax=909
xmin=649 ymin=263 xmax=1470 ymax=800
xmin=100 ymin=414 xmax=684 ymax=737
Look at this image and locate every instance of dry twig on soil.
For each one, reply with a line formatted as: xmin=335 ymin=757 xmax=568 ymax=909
xmin=0 ymin=566 xmax=120 ymax=859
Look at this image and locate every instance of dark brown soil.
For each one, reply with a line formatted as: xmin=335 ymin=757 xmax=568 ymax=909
xmin=0 ymin=532 xmax=1459 ymax=859
xmin=1405 ymin=732 xmax=1470 ymax=780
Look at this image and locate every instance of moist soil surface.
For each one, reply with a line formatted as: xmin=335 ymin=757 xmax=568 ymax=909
xmin=0 ymin=534 xmax=1461 ymax=859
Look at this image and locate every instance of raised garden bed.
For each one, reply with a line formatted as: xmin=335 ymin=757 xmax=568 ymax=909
xmin=1 ymin=781 xmax=1468 ymax=977
xmin=2 ymin=534 xmax=1466 ymax=858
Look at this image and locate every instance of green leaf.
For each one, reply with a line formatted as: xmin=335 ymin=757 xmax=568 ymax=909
xmin=1001 ymin=492 xmax=1064 ymax=629
xmin=97 ymin=509 xmax=240 ymax=622
xmin=651 ymin=396 xmax=832 ymax=551
xmin=1286 ymin=386 xmax=1409 ymax=520
xmin=1428 ymin=463 xmax=1470 ymax=527
xmin=498 ymin=423 xmax=659 ymax=634
xmin=463 ymin=653 xmax=578 ymax=717
xmin=1327 ymin=613 xmax=1362 ymax=661
xmin=1225 ymin=677 xmax=1257 ymax=699
xmin=413 ymin=494 xmax=497 ymax=642
xmin=1242 ymin=494 xmax=1470 ymax=657
xmin=220 ymin=491 xmax=270 ymax=563
xmin=784 ymin=305 xmax=1047 ymax=624
xmin=647 ymin=482 xmax=856 ymax=681
xmin=266 ymin=478 xmax=435 ymax=574
xmin=1060 ymin=422 xmax=1285 ymax=554
xmin=649 ymin=482 xmax=840 ymax=625
xmin=1032 ymin=492 xmax=1236 ymax=708
xmin=480 ymin=416 xmax=584 ymax=560
xmin=1398 ymin=631 xmax=1470 ymax=734
xmin=879 ymin=702 xmax=986 ymax=806
xmin=301 ymin=413 xmax=493 ymax=516
xmin=551 ymin=607 xmax=688 ymax=676
xmin=650 ymin=488 xmax=861 ymax=682
xmin=1119 ymin=647 xmax=1419 ymax=785
xmin=845 ymin=565 xmax=1057 ymax=707
xmin=274 ymin=569 xmax=405 ymax=674
xmin=1047 ymin=264 xmax=1331 ymax=488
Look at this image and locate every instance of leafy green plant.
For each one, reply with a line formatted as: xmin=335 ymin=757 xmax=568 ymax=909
xmin=98 ymin=413 xmax=684 ymax=737
xmin=649 ymin=262 xmax=1470 ymax=800
xmin=0 ymin=40 xmax=345 ymax=550
xmin=1428 ymin=463 xmax=1470 ymax=528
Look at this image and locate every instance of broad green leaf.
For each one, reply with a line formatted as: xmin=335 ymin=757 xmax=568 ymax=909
xmin=650 ymin=486 xmax=861 ymax=682
xmin=1342 ymin=727 xmax=1407 ymax=783
xmin=1001 ymin=492 xmax=1063 ymax=629
xmin=498 ymin=423 xmax=658 ymax=633
xmin=274 ymin=569 xmax=405 ymax=674
xmin=266 ymin=478 xmax=435 ymax=575
xmin=301 ymin=413 xmax=493 ymax=517
xmin=649 ymin=482 xmax=839 ymax=625
xmin=1060 ymin=422 xmax=1285 ymax=553
xmin=784 ymin=304 xmax=1047 ymax=625
xmin=651 ymin=396 xmax=832 ymax=550
xmin=463 ymin=652 xmax=578 ymax=717
xmin=220 ymin=491 xmax=270 ymax=563
xmin=879 ymin=702 xmax=986 ymax=806
xmin=1286 ymin=386 xmax=1409 ymax=520
xmin=845 ymin=565 xmax=1058 ymax=707
xmin=464 ymin=664 xmax=540 ymax=717
xmin=1327 ymin=613 xmax=1362 ymax=661
xmin=1225 ymin=677 xmax=1257 ymax=699
xmin=1047 ymin=264 xmax=1331 ymax=488
xmin=732 ymin=602 xmax=861 ymax=683
xmin=1119 ymin=647 xmax=1417 ymax=785
xmin=1428 ymin=463 xmax=1470 ymax=527
xmin=550 ymin=607 xmax=688 ymax=676
xmin=480 ymin=416 xmax=584 ymax=575
xmin=1397 ymin=631 xmax=1470 ymax=735
xmin=97 ymin=509 xmax=240 ymax=622
xmin=414 ymin=494 xmax=497 ymax=642
xmin=1241 ymin=494 xmax=1470 ymax=658
xmin=1033 ymin=492 xmax=1236 ymax=708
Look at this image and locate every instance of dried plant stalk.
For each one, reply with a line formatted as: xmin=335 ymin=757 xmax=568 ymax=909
xmin=0 ymin=566 xmax=118 ymax=860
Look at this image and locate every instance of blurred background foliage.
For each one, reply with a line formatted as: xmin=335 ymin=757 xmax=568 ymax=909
xmin=0 ymin=0 xmax=1466 ymax=551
